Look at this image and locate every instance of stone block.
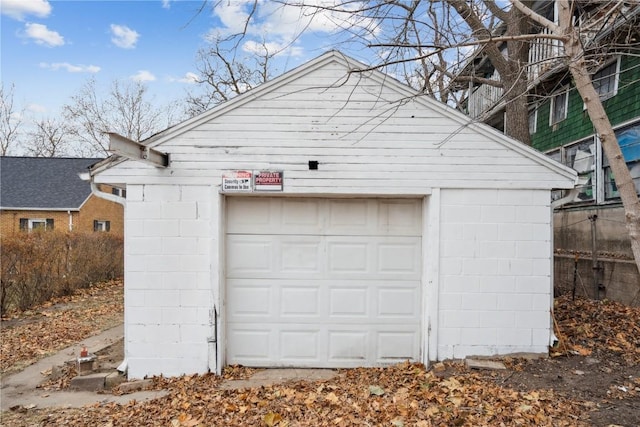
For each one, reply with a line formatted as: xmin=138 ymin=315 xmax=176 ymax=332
xmin=116 ymin=379 xmax=154 ymax=394
xmin=70 ymin=373 xmax=106 ymax=391
xmin=105 ymin=372 xmax=127 ymax=389
xmin=465 ymin=358 xmax=506 ymax=370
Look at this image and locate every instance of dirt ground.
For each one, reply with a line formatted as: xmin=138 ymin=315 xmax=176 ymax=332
xmin=1 ymin=281 xmax=639 ymax=426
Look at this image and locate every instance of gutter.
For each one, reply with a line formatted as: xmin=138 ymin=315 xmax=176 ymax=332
xmin=78 ymin=172 xmax=126 ymax=206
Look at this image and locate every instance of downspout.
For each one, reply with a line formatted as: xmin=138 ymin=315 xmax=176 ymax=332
xmin=68 ymin=210 xmax=73 ymax=231
xmin=548 ymin=185 xmax=581 ymax=347
xmin=79 ymin=171 xmax=127 ymax=374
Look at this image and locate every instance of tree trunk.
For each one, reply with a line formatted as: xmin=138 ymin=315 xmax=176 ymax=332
xmin=559 ymin=1 xmax=640 ymax=276
xmin=502 ymin=4 xmax=533 ymax=145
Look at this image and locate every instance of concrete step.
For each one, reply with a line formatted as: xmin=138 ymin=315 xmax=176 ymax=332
xmin=70 ymin=373 xmax=108 ymax=391
xmin=70 ymin=371 xmax=126 ymax=391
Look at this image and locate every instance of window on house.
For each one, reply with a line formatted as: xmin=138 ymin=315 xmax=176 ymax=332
xmin=593 ymin=58 xmax=619 ymax=102
xmin=19 ymin=218 xmax=54 ymax=232
xmin=547 ymin=149 xmax=563 ymax=200
xmin=550 ymin=89 xmax=568 ymax=125
xmin=565 ymin=138 xmax=595 ymax=201
xmin=111 ymin=187 xmax=126 ymax=198
xmin=528 ymin=108 xmax=538 ymax=134
xmin=604 ymin=122 xmax=640 ymax=199
xmin=93 ymin=220 xmax=111 ymax=232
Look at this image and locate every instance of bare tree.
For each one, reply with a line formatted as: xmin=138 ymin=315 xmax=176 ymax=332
xmin=24 ymin=117 xmax=73 ymax=157
xmin=185 ymin=37 xmax=275 ymax=117
xmin=510 ymin=0 xmax=640 ymax=279
xmin=212 ymin=1 xmax=640 ymax=276
xmin=63 ymin=79 xmax=175 ymax=156
xmin=0 ymin=83 xmax=23 ymax=155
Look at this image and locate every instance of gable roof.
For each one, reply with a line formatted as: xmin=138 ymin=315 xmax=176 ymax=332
xmin=0 ymin=157 xmax=103 ymax=210
xmin=91 ymin=50 xmax=576 ymax=184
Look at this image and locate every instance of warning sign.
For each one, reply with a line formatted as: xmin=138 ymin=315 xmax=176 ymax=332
xmin=222 ymin=171 xmax=252 ymax=192
xmin=254 ymin=171 xmax=284 ymax=191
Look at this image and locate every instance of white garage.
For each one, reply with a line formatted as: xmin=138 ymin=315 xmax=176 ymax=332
xmin=225 ymin=197 xmax=422 ymax=367
xmin=88 ymin=51 xmax=578 ymax=379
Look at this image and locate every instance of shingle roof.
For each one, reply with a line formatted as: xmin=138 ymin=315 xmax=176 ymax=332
xmin=0 ymin=157 xmax=103 ymax=210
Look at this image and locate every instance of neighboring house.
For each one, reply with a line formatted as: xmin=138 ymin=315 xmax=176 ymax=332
xmin=0 ymin=157 xmax=124 ymax=236
xmin=459 ymin=2 xmax=640 ymax=304
xmin=87 ymin=51 xmax=576 ymax=379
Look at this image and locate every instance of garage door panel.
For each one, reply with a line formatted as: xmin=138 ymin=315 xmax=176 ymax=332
xmin=326 ymin=199 xmax=371 ymax=234
xmin=377 ymin=286 xmax=421 ymax=318
xmin=378 ymin=242 xmax=421 ymax=275
xmin=227 ymin=283 xmax=273 ymax=317
xmin=226 ymin=197 xmax=423 ymax=368
xmin=326 ymin=236 xmax=421 ymax=280
xmin=377 ymin=200 xmax=422 ymax=235
xmin=280 ymin=330 xmax=321 ymax=361
xmin=328 ymin=331 xmax=368 ymax=362
xmin=329 ymin=287 xmax=369 ymax=317
xmin=226 ymin=236 xmax=274 ymax=276
xmin=226 ymin=198 xmax=274 ymax=233
xmin=228 ymin=329 xmax=272 ymax=361
xmin=376 ymin=329 xmax=421 ymax=362
xmin=280 ymin=237 xmax=322 ymax=273
xmin=281 ymin=199 xmax=322 ymax=231
xmin=327 ymin=240 xmax=370 ymax=273
xmin=281 ymin=287 xmax=320 ymax=317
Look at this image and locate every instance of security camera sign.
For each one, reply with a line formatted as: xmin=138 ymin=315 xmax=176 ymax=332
xmin=222 ymin=171 xmax=252 ymax=192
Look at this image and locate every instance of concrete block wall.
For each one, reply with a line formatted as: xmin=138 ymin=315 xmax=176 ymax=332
xmin=124 ymin=184 xmax=213 ymax=379
xmin=438 ymin=188 xmax=552 ymax=359
xmin=553 ymin=205 xmax=639 ymax=306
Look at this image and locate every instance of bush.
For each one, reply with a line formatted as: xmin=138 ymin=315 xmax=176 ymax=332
xmin=0 ymin=231 xmax=123 ymax=316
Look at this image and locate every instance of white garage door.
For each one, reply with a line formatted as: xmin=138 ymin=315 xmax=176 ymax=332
xmin=225 ymin=197 xmax=422 ymax=368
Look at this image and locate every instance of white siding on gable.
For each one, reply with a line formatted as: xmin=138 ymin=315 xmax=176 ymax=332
xmin=95 ymin=59 xmax=574 ymax=192
xmin=437 ymin=189 xmax=552 ymax=359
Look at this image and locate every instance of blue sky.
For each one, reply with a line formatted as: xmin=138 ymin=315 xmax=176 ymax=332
xmin=1 ymin=0 xmax=371 ymax=122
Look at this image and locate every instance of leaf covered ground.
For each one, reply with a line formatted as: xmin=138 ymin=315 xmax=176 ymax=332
xmin=1 ymin=283 xmax=639 ymax=426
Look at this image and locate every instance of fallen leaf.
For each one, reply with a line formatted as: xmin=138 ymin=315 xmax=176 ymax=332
xmin=368 ymin=385 xmax=385 ymax=396
xmin=325 ymin=392 xmax=340 ymax=404
xmin=264 ymin=412 xmax=282 ymax=427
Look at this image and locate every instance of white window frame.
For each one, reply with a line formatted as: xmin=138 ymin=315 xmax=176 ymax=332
xmin=94 ymin=220 xmax=110 ymax=232
xmin=593 ymin=57 xmax=620 ymax=102
xmin=528 ymin=107 xmax=538 ymax=134
xmin=550 ymin=88 xmax=568 ymax=126
xmin=111 ymin=187 xmax=126 ymax=197
xmin=29 ymin=218 xmax=47 ymax=231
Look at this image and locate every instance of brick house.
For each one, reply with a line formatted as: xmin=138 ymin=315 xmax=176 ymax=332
xmin=0 ymin=157 xmax=124 ymax=236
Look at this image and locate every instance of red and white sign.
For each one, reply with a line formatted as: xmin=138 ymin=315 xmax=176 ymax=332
xmin=254 ymin=171 xmax=284 ymax=191
xmin=222 ymin=171 xmax=252 ymax=192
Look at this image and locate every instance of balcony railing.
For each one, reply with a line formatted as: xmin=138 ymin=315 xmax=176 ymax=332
xmin=468 ymin=27 xmax=565 ymax=119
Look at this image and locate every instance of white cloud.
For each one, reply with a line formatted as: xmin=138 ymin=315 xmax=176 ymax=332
xmin=208 ymin=1 xmax=379 ymax=59
xmin=24 ymin=22 xmax=64 ymax=47
xmin=131 ymin=70 xmax=156 ymax=82
xmin=242 ymin=40 xmax=304 ymax=58
xmin=27 ymin=103 xmax=47 ymax=114
xmin=1 ymin=0 xmax=51 ymax=20
xmin=40 ymin=62 xmax=101 ymax=73
xmin=110 ymin=24 xmax=139 ymax=49
xmin=167 ymin=72 xmax=199 ymax=84
xmin=212 ymin=1 xmax=376 ymax=40
xmin=161 ymin=0 xmax=171 ymax=9
xmin=178 ymin=72 xmax=199 ymax=84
